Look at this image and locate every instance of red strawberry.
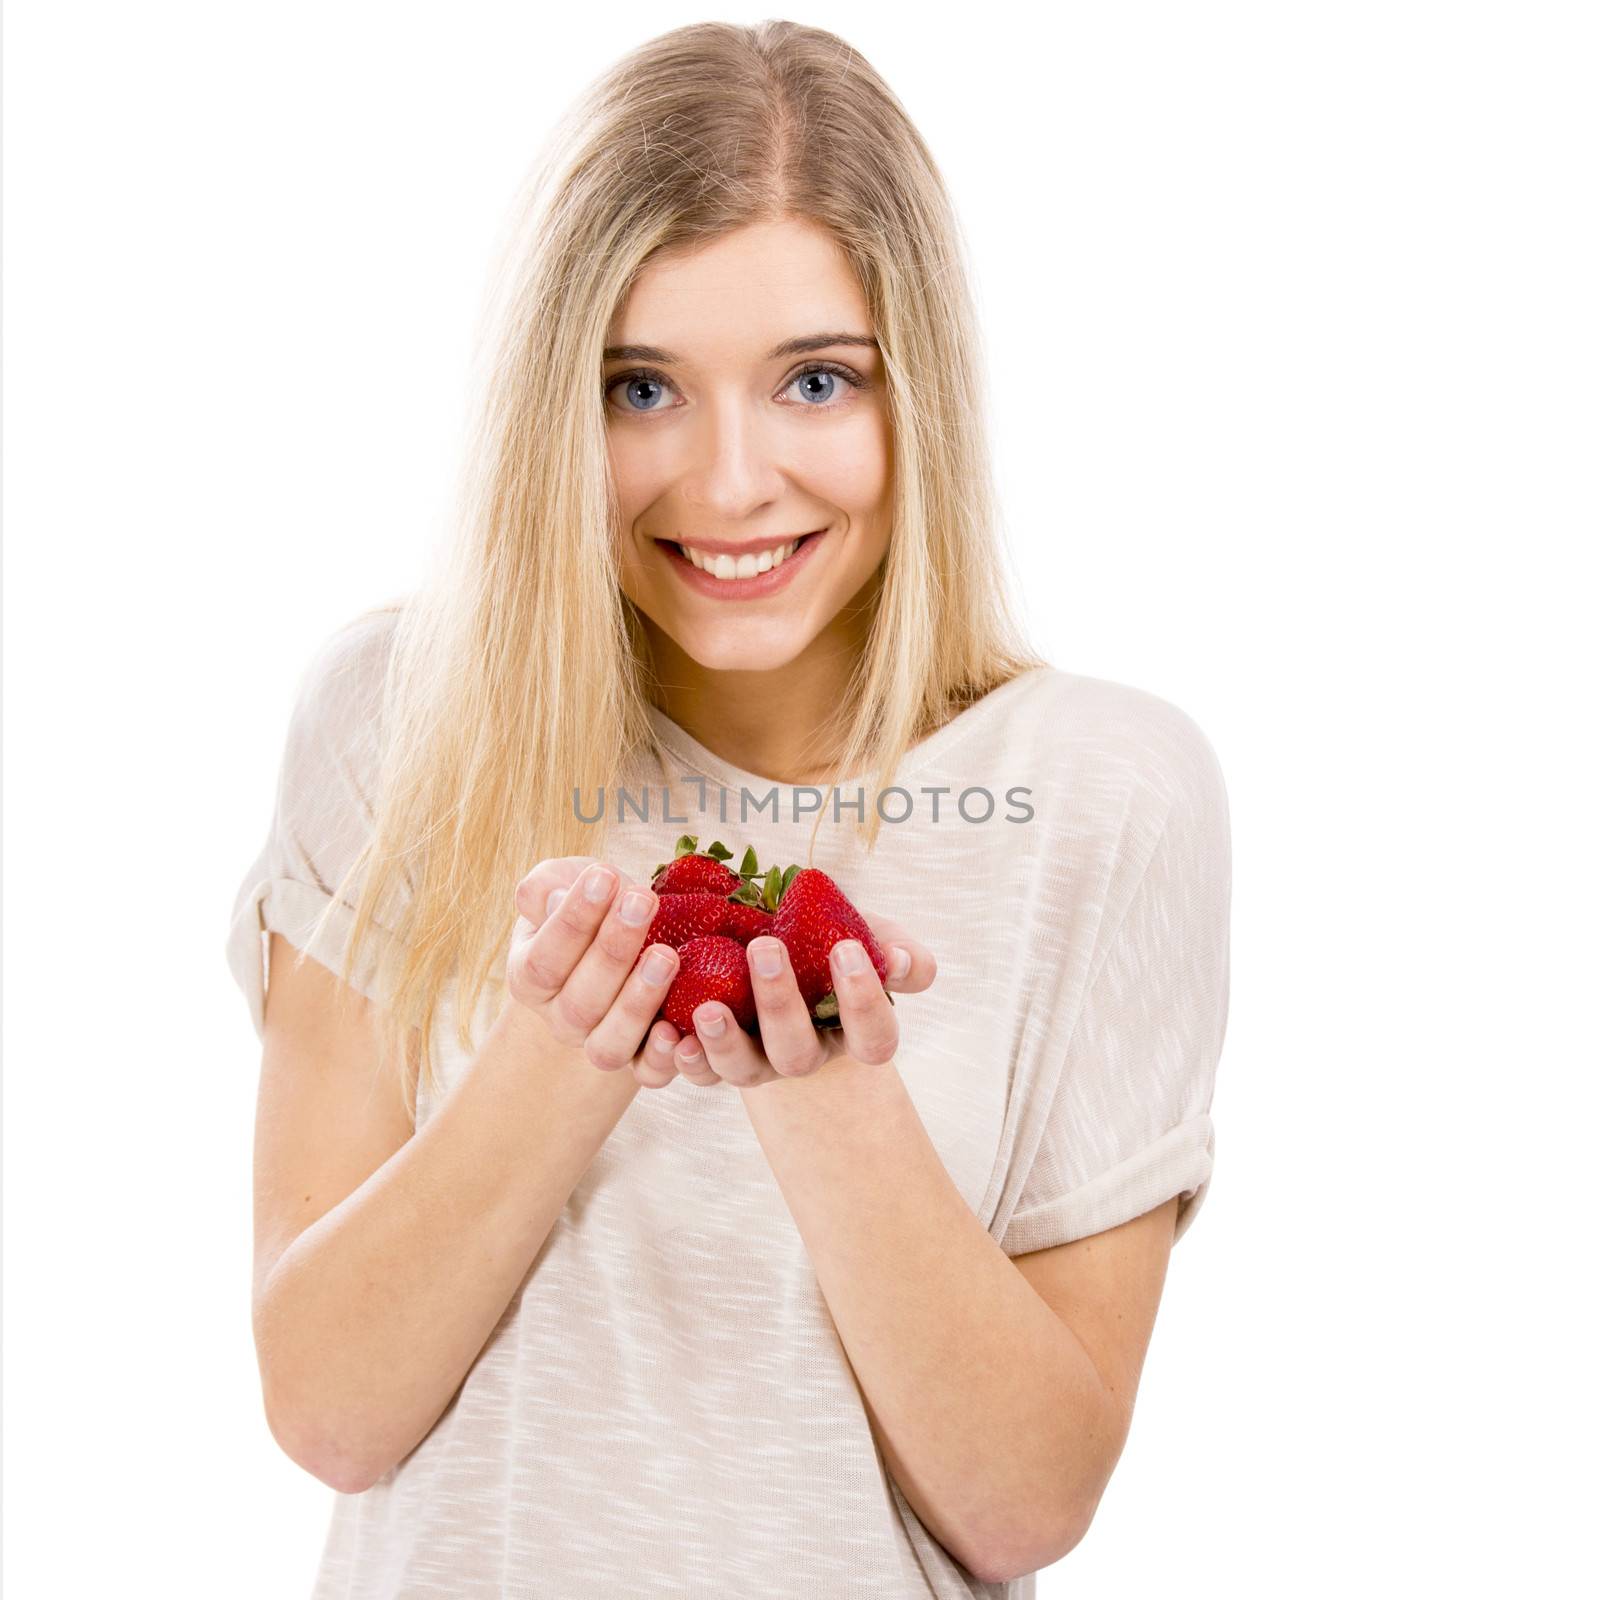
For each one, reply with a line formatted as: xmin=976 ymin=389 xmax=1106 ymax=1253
xmin=650 ymin=835 xmax=754 ymax=897
xmin=721 ymin=859 xmax=787 ymax=935
xmin=719 ymin=901 xmax=777 ymax=945
xmin=659 ymin=934 xmax=757 ymax=1035
xmin=771 ymin=867 xmax=891 ymax=1022
xmin=644 ymin=891 xmax=730 ymax=951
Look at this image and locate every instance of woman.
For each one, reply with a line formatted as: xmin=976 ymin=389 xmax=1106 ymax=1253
xmin=227 ymin=20 xmax=1231 ymax=1599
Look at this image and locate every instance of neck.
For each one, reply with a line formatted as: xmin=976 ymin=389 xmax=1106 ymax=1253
xmin=643 ymin=586 xmax=879 ymax=787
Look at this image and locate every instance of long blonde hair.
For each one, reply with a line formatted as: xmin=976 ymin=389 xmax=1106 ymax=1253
xmin=303 ymin=20 xmax=1045 ymax=1118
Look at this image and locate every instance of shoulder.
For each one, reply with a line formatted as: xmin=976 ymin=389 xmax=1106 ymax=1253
xmin=986 ymin=667 xmax=1223 ymax=794
xmin=278 ymin=606 xmax=405 ymax=794
xmin=990 ymin=668 xmax=1229 ymax=867
xmin=1061 ymin=671 xmax=1223 ymax=803
xmin=292 ymin=606 xmax=403 ymax=726
xmin=304 ymin=603 xmax=402 ymax=687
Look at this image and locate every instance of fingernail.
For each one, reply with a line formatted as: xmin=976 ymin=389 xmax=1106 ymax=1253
xmin=641 ymin=947 xmax=675 ymax=984
xmin=584 ymin=866 xmax=616 ymax=902
xmin=889 ymin=945 xmax=911 ymax=981
xmin=619 ymin=889 xmax=653 ymax=926
xmin=750 ymin=939 xmax=783 ymax=979
xmin=545 ymin=888 xmax=566 ymax=919
xmin=696 ymin=1007 xmax=726 ymax=1038
xmin=652 ymin=1034 xmax=673 ymax=1056
xmin=832 ymin=940 xmax=867 ymax=975
xmin=680 ymin=1039 xmax=703 ymax=1062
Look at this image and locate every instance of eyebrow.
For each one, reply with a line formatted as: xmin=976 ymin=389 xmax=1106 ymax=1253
xmin=601 ymin=332 xmax=880 ymax=364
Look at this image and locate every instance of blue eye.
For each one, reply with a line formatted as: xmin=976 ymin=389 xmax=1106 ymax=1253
xmin=611 ymin=373 xmax=673 ymax=414
xmin=603 ymin=361 xmax=869 ymax=415
xmin=789 ymin=369 xmax=846 ymax=405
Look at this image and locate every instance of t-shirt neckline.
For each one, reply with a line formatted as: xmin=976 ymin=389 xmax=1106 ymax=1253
xmin=642 ymin=665 xmax=1053 ymax=794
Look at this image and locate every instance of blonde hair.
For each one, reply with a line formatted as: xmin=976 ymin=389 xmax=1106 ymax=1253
xmin=303 ymin=20 xmax=1046 ymax=1119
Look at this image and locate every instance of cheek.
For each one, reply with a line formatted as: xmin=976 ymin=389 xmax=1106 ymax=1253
xmin=606 ymin=434 xmax=654 ymax=517
xmin=806 ymin=419 xmax=891 ymax=511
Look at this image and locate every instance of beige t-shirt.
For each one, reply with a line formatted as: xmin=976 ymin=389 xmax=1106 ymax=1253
xmin=226 ymin=609 xmax=1231 ymax=1600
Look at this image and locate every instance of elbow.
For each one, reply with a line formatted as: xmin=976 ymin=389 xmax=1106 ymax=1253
xmin=972 ymin=1499 xmax=1094 ymax=1585
xmin=308 ymin=1456 xmax=378 ymax=1497
xmin=271 ymin=1407 xmax=381 ymax=1495
xmin=973 ymin=1524 xmax=1086 ymax=1587
xmin=256 ymin=1321 xmax=385 ymax=1494
xmin=262 ymin=1384 xmax=382 ymax=1496
xmin=311 ymin=1447 xmax=383 ymax=1498
xmin=979 ymin=1400 xmax=1124 ymax=1580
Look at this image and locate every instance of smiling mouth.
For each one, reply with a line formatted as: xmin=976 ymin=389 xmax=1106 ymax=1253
xmin=658 ymin=529 xmax=825 ymax=579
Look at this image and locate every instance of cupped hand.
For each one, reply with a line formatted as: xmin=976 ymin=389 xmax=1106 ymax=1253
xmin=669 ymin=910 xmax=935 ymax=1089
xmin=507 ymin=856 xmax=689 ymax=1087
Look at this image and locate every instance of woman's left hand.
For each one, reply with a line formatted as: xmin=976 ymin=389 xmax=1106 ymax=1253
xmin=630 ymin=911 xmax=935 ymax=1089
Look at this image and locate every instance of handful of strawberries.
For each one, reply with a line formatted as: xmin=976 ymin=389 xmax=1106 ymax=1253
xmin=645 ymin=835 xmax=892 ymax=1041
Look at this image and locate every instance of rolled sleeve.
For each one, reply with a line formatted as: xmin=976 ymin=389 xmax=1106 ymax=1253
xmin=1001 ymin=714 xmax=1231 ymax=1254
xmin=223 ymin=612 xmax=402 ymax=1044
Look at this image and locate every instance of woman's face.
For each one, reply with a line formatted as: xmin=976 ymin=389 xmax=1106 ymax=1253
xmin=605 ymin=217 xmax=892 ymax=675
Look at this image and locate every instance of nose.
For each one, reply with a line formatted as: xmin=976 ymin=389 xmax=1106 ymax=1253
xmin=675 ymin=391 xmax=790 ymax=523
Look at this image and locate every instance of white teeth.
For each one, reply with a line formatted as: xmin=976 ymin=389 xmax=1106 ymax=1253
xmin=682 ymin=538 xmax=800 ymax=579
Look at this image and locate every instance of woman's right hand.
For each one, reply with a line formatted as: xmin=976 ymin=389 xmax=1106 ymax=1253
xmin=506 ymin=857 xmax=688 ymax=1088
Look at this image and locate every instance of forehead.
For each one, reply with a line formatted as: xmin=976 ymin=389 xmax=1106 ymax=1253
xmin=607 ymin=219 xmax=871 ymax=362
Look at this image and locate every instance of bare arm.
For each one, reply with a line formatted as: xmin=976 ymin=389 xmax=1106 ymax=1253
xmin=254 ymin=859 xmax=683 ymax=1493
xmin=256 ymin=993 xmax=639 ymax=1492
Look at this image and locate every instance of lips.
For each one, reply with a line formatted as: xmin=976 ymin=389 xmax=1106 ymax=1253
xmin=657 ymin=527 xmax=829 ymax=600
xmin=663 ymin=531 xmax=820 ymax=561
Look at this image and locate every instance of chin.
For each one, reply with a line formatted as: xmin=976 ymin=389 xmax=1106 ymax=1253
xmin=674 ymin=625 xmax=813 ymax=675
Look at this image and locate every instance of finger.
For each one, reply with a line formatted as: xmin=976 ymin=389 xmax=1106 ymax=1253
xmin=679 ymin=1004 xmax=773 ymax=1087
xmin=745 ymin=938 xmax=825 ymax=1077
xmin=583 ymin=941 xmax=679 ymax=1072
xmin=511 ymin=861 xmax=621 ymax=1012
xmin=859 ymin=913 xmax=937 ymax=993
xmin=671 ymin=1028 xmax=726 ymax=1088
xmin=515 ymin=864 xmax=633 ymax=1036
xmin=513 ymin=857 xmax=597 ymax=932
xmin=830 ymin=940 xmax=899 ymax=1065
xmin=633 ymin=1019 xmax=684 ymax=1089
xmin=880 ymin=938 xmax=935 ymax=992
xmin=551 ymin=876 xmax=661 ymax=1042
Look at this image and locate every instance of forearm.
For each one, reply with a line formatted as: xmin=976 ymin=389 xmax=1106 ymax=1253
xmin=739 ymin=1056 xmax=1116 ymax=1583
xmin=256 ymin=997 xmax=640 ymax=1493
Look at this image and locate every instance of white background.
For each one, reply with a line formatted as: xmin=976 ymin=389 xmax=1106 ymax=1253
xmin=4 ymin=2 xmax=1596 ymax=1595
